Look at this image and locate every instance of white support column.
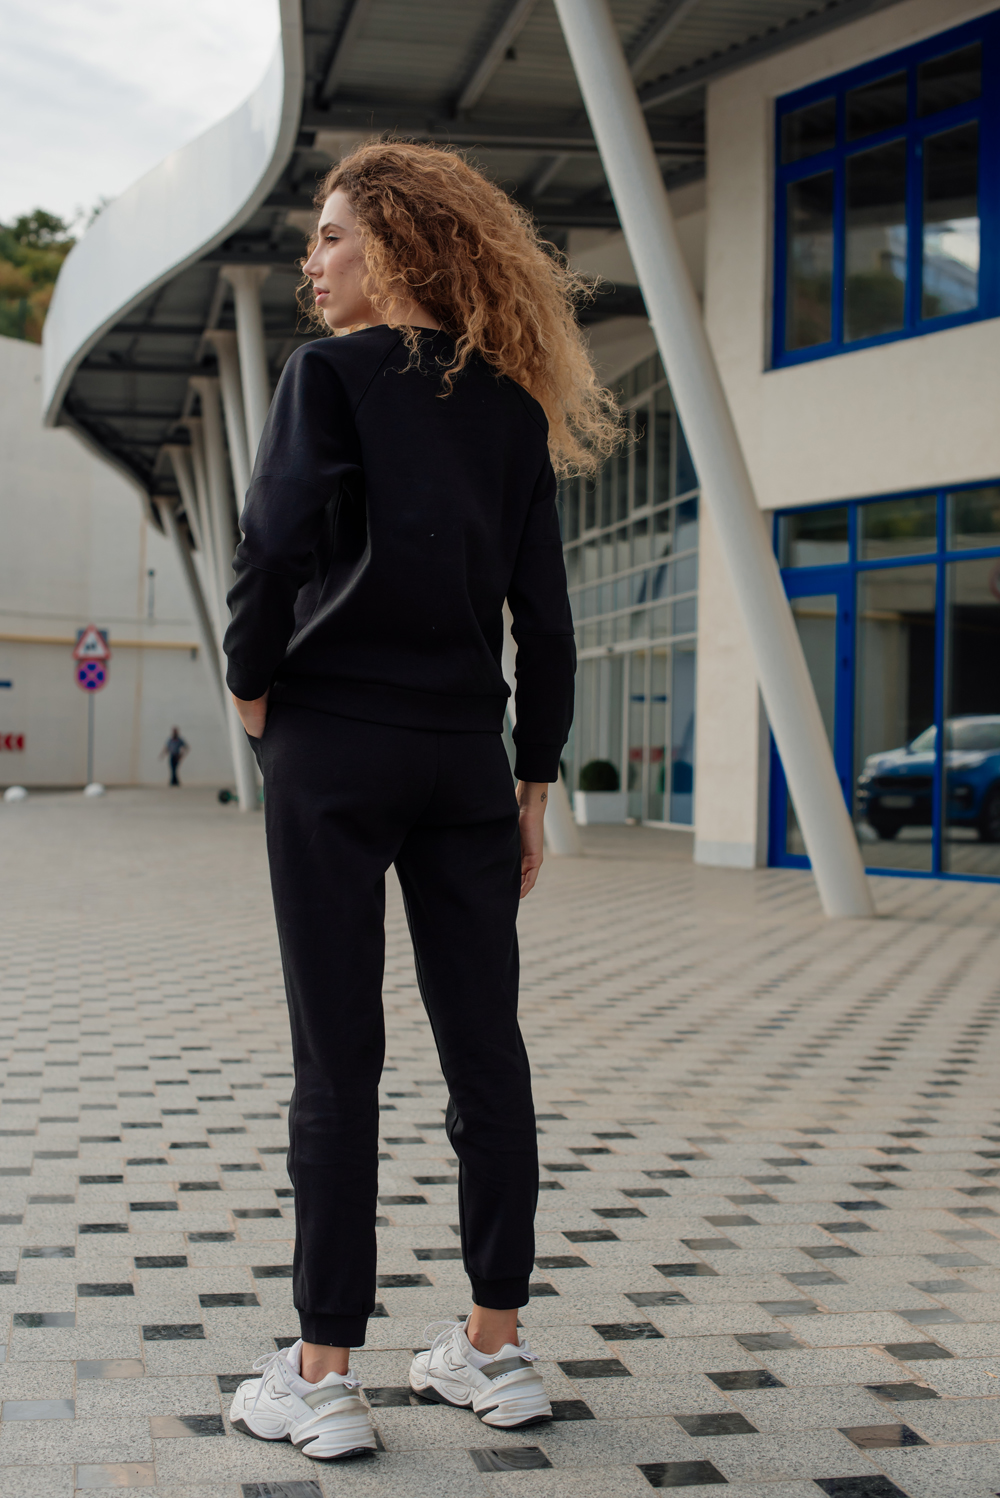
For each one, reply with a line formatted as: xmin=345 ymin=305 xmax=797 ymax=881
xmin=164 ymin=443 xmax=204 ymax=555
xmin=553 ymin=0 xmax=873 ymax=919
xmin=187 ymin=377 xmax=259 ymax=813
xmin=206 ymin=330 xmax=252 ymax=505
xmin=221 ymin=265 xmax=272 ymax=460
xmin=184 ymin=419 xmax=219 ymax=627
xmin=502 ymin=604 xmax=581 ymax=857
xmin=156 ymin=487 xmax=226 ymax=717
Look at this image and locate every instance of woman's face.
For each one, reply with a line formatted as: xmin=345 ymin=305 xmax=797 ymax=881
xmin=302 ymin=189 xmax=375 ymax=331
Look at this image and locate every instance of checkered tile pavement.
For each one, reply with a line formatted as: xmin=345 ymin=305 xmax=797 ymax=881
xmin=2 ymin=788 xmax=1000 ymax=1498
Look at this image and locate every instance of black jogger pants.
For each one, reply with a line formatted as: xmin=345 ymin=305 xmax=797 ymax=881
xmin=253 ymin=702 xmax=538 ymax=1348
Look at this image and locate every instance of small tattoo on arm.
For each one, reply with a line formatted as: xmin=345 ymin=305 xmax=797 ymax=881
xmin=540 ymin=792 xmax=547 ymax=803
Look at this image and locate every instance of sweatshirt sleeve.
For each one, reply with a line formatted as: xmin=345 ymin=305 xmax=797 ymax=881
xmin=507 ymin=457 xmax=576 ymax=783
xmin=223 ymin=345 xmax=361 ymax=701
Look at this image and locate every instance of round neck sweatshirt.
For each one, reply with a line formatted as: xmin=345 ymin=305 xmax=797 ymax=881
xmin=223 ymin=325 xmax=575 ymax=783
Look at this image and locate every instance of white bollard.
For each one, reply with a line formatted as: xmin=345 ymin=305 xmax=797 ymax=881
xmin=3 ymin=785 xmax=28 ymax=802
xmin=83 ymin=783 xmax=106 ymax=797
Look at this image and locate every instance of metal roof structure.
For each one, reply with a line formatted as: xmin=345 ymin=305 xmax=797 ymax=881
xmin=44 ymin=0 xmax=905 ymax=515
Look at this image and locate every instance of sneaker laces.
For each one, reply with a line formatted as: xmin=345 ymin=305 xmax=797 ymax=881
xmin=247 ymin=1348 xmax=361 ymax=1419
xmin=420 ymin=1320 xmax=539 ymax=1364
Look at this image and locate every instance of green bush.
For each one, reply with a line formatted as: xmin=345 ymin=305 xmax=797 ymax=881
xmin=579 ymin=759 xmax=620 ymax=792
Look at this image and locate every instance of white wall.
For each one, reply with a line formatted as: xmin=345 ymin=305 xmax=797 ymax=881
xmin=0 ymin=336 xmax=231 ymax=787
xmin=694 ymin=0 xmax=1000 ymax=868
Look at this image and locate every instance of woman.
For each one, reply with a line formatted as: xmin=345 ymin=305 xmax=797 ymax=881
xmin=224 ymin=140 xmax=618 ymax=1462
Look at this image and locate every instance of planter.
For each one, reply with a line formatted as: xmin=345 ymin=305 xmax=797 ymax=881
xmin=573 ymin=790 xmax=628 ymax=825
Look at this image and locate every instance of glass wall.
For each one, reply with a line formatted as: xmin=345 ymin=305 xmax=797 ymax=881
xmin=560 ymin=354 xmax=698 ymax=825
xmin=772 ymin=482 xmax=1000 ymax=881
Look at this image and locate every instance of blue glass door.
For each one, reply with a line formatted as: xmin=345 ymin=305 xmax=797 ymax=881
xmin=769 ymin=569 xmax=854 ymax=865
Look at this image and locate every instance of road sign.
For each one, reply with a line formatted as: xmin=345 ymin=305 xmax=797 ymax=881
xmin=76 ymin=661 xmax=108 ymax=692
xmin=73 ymin=625 xmax=110 ymax=662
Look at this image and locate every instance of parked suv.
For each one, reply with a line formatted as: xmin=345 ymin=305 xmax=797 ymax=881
xmin=857 ymin=715 xmax=1000 ymax=842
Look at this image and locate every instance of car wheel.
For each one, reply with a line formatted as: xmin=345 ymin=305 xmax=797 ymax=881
xmin=977 ymin=785 xmax=1000 ymax=844
xmin=868 ymin=816 xmax=900 ymax=841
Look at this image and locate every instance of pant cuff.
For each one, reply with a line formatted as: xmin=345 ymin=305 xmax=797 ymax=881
xmin=298 ymin=1311 xmax=369 ymax=1348
xmin=469 ymin=1274 xmax=530 ymax=1309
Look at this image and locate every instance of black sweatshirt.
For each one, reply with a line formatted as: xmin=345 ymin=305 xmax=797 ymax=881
xmin=223 ymin=326 xmax=575 ymax=783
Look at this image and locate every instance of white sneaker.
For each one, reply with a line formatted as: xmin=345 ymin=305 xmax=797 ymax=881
xmin=409 ymin=1319 xmax=552 ymax=1428
xmin=230 ymin=1339 xmax=376 ymax=1461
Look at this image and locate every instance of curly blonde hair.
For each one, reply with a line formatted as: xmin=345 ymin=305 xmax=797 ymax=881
xmin=300 ymin=139 xmax=621 ymax=476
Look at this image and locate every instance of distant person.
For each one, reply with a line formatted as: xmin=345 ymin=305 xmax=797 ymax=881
xmin=160 ymin=727 xmax=188 ymax=786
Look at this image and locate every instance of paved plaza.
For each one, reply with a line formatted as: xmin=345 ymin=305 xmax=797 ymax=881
xmin=1 ymin=788 xmax=1000 ymax=1498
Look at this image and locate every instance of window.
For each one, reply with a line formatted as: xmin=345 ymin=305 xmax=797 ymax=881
xmin=774 ymin=14 xmax=994 ymax=365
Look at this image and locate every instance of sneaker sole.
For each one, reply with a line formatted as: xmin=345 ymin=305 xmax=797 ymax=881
xmin=410 ymin=1381 xmax=552 ymax=1429
xmin=231 ymin=1416 xmax=376 ymax=1461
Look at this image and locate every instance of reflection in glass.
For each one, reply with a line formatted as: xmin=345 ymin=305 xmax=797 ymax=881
xmin=785 ymin=594 xmax=837 ymax=857
xmin=781 ymin=98 xmax=836 ymax=163
xmin=627 ymin=651 xmax=647 ymax=820
xmin=845 ymin=140 xmax=907 ymax=341
xmin=922 ymin=123 xmax=979 ymax=319
xmin=947 ymin=486 xmax=1000 ymax=550
xmin=846 ymin=71 xmax=907 ymax=140
xmin=855 ymin=566 xmax=936 ymax=870
xmin=647 ymin=648 xmax=668 ymax=822
xmin=942 ymin=558 xmax=1000 ymax=875
xmin=786 ymin=172 xmax=834 ymax=348
xmin=653 ymin=388 xmax=672 ymax=507
xmin=918 ymin=43 xmax=981 ymax=117
xmin=779 ymin=507 xmax=848 ymax=568
xmin=675 ymin=495 xmax=698 ymax=555
xmin=675 ymin=420 xmax=697 ymax=496
xmin=670 ymin=647 xmax=696 ymax=825
xmin=858 ymin=493 xmax=936 ymax=559
xmin=632 ymin=407 xmax=649 ymax=511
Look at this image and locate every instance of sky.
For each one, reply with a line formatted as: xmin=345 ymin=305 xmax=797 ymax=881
xmin=0 ymin=0 xmax=280 ymax=227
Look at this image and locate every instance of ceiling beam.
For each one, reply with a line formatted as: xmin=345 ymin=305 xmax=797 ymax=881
xmin=298 ymin=114 xmax=703 ymax=155
xmin=628 ymin=0 xmax=704 ymax=79
xmin=319 ymin=0 xmax=375 ymax=104
xmin=638 ymin=0 xmax=906 ymax=110
xmin=455 ymin=0 xmax=539 ymax=113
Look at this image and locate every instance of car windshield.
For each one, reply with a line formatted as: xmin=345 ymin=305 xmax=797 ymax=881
xmin=908 ymin=718 xmax=1000 ymax=754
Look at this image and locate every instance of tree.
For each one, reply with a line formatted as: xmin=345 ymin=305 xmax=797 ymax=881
xmin=0 ymin=210 xmax=76 ymax=343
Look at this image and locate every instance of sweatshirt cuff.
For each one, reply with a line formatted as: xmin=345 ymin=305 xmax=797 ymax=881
xmin=225 ymin=662 xmax=273 ymax=702
xmin=513 ymin=744 xmax=564 ymax=784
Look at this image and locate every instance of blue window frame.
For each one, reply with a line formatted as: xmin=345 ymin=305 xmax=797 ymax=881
xmin=773 ymin=10 xmax=999 ymax=366
xmin=769 ymin=480 xmax=1000 ymax=883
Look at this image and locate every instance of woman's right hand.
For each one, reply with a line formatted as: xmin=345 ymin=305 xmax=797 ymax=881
xmin=516 ymin=781 xmax=548 ymax=898
xmin=232 ymin=690 xmax=269 ymax=739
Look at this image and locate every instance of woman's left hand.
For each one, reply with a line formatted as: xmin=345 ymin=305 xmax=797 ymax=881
xmin=232 ymin=690 xmax=269 ymax=739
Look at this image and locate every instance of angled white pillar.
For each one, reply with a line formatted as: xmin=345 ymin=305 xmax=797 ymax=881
xmin=188 ymin=377 xmax=259 ymax=813
xmin=502 ymin=604 xmax=581 ymax=857
xmin=184 ymin=419 xmax=219 ymax=622
xmin=156 ymin=485 xmax=226 ymax=716
xmin=206 ymin=329 xmax=252 ymax=504
xmin=221 ymin=265 xmax=272 ymax=460
xmin=553 ymin=0 xmax=873 ymax=919
xmin=164 ymin=442 xmax=205 ymax=556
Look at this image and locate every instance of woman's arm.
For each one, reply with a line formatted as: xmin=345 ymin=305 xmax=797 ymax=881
xmin=516 ymin=779 xmax=548 ymax=898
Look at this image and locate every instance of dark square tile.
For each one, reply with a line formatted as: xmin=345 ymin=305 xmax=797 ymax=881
xmin=0 ymin=1269 xmax=16 ymax=1285
xmin=550 ymin=1399 xmax=594 ymax=1421
xmin=745 ymin=1174 xmax=793 ymax=1184
xmin=866 ymin=1382 xmax=940 ymax=1404
xmin=594 ymin=1207 xmax=645 ymax=1219
xmin=786 ymin=1271 xmax=845 ymax=1286
xmin=76 ymin=1358 xmax=146 ymax=1379
xmin=150 ymin=1413 xmax=226 ymax=1437
xmin=537 ymin=1181 xmax=564 ymax=1191
xmin=29 ymin=1194 xmax=75 ymax=1205
xmin=21 ymin=1245 xmax=74 ymax=1259
xmin=901 ymin=1308 xmax=963 ymax=1326
xmin=188 ymin=1232 xmax=234 ymax=1243
xmin=217 ymin=1373 xmax=254 ymax=1393
xmin=759 ymin=1300 xmax=819 ymax=1317
xmin=814 ymin=1481 xmax=908 ymax=1497
xmin=77 ymin=1283 xmax=134 ymax=1298
xmin=627 ymin=1290 xmax=690 ymax=1308
xmin=199 ymin=1292 xmax=259 ymax=1308
xmin=707 ymin=1369 xmax=784 ymax=1390
xmin=413 ymin=1176 xmax=457 ymax=1186
xmin=529 ymin=1282 xmax=559 ymax=1297
xmin=705 ymin=1214 xmax=757 ymax=1227
xmin=884 ymin=1341 xmax=953 ymax=1360
xmin=13 ymin=1311 xmax=75 ymax=1328
xmin=178 ymin=1182 xmax=221 ymax=1192
xmin=840 ymin=1423 xmax=928 ymax=1449
xmin=675 ymin=1412 xmax=757 ymax=1437
xmin=571 ymin=1146 xmax=611 ymax=1156
xmin=136 ymin=1256 xmax=188 ymax=1269
xmin=79 ymin=1175 xmax=123 ymax=1185
xmin=233 ymin=1208 xmax=280 ymax=1219
xmin=78 ymin=1223 xmax=128 ymax=1234
xmin=127 ymin=1157 xmax=167 ymax=1165
xmin=836 ymin=1201 xmax=888 ymax=1212
xmin=370 ymin=1302 xmax=388 ymax=1317
xmin=130 ymin=1201 xmax=178 ymax=1213
xmin=365 ymin=1386 xmax=424 ymax=1407
xmin=252 ymin=1264 xmax=293 ymax=1279
xmin=802 ymin=1245 xmax=859 ymax=1260
xmin=413 ymin=1247 xmax=462 ymax=1261
xmin=681 ymin=1238 xmax=737 ymax=1252
xmin=656 ymin=1263 xmax=718 ymax=1279
xmin=0 ymin=1216 xmax=23 ymax=1227
xmin=645 ymin=1169 xmax=690 ymax=1179
xmin=142 ymin=1324 xmax=205 ymax=1341
xmin=639 ymin=1460 xmax=727 ymax=1488
xmin=378 ymin=1195 xmax=426 ymax=1206
xmin=564 ymin=1229 xmax=618 ymax=1243
xmin=543 ymin=1162 xmax=589 ymax=1172
xmin=535 ymin=1255 xmax=589 ymax=1269
xmin=909 ymin=1278 xmax=976 ymax=1295
xmin=820 ymin=1222 xmax=873 ymax=1235
xmin=170 ymin=1143 xmax=209 ymax=1151
xmin=763 ymin=1158 xmax=809 ymax=1168
xmin=593 ymin=1322 xmax=663 ymax=1341
xmin=558 ymin=1358 xmax=631 ymax=1379
xmin=595 ymin=1131 xmax=635 ymax=1140
xmin=728 ymin=1194 xmax=775 ymax=1205
xmin=470 ymin=1448 xmax=552 ymax=1472
xmin=625 ymin=1188 xmax=669 ymax=1198
xmin=376 ymin=1273 xmax=431 ymax=1288
xmin=0 ymin=1399 xmax=75 ymax=1420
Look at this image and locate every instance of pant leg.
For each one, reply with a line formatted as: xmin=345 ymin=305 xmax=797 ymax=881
xmin=169 ymin=756 xmax=180 ymax=786
xmin=393 ymin=730 xmax=537 ymax=1310
xmin=259 ymin=703 xmax=435 ymax=1346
